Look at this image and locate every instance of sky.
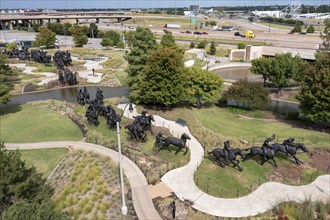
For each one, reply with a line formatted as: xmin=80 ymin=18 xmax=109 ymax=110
xmin=1 ymin=0 xmax=329 ymax=9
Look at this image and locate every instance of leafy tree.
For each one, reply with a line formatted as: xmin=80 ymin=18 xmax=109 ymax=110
xmin=209 ymin=41 xmax=216 ymax=55
xmin=104 ymin=30 xmax=120 ymax=45
xmin=297 ymin=52 xmax=330 ymax=122
xmin=70 ymin=26 xmax=88 ymax=47
xmin=323 ymin=18 xmax=330 ymax=33
xmin=319 ymin=31 xmax=330 ymax=52
xmin=306 ymin=25 xmax=315 ymax=33
xmin=0 ymin=143 xmax=53 ymax=214
xmin=47 ymin=23 xmax=64 ymax=35
xmin=34 ymin=26 xmax=56 ymax=48
xmin=100 ymin=37 xmax=114 ymax=47
xmin=161 ymin=31 xmax=177 ymax=49
xmin=269 ymin=53 xmax=305 ymax=92
xmin=124 ymin=27 xmax=158 ymax=101
xmin=31 ymin=23 xmax=41 ymax=32
xmin=250 ymin=57 xmax=273 ymax=86
xmin=116 ymin=41 xmax=124 ymax=49
xmin=0 ymin=55 xmax=18 ymax=103
xmin=197 ymin=40 xmax=207 ymax=49
xmin=222 ymin=79 xmax=270 ymax=109
xmin=87 ymin=23 xmax=98 ymax=38
xmin=2 ymin=199 xmax=66 ymax=220
xmin=138 ymin=48 xmax=187 ymax=106
xmin=62 ymin=23 xmax=72 ymax=36
xmin=187 ymin=67 xmax=223 ymax=107
xmin=190 ymin=42 xmax=195 ymax=48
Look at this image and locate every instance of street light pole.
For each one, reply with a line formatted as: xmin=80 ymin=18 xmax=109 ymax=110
xmin=116 ymin=121 xmax=127 ymax=215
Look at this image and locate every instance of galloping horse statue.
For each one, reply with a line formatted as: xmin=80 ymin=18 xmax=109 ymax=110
xmin=244 ymin=144 xmax=286 ymax=167
xmin=159 ymin=133 xmax=191 ymax=155
xmin=207 ymin=147 xmax=246 ymax=171
xmin=271 ymin=142 xmax=308 ymax=165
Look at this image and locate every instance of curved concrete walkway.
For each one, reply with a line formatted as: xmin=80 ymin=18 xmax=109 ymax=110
xmin=6 ymin=141 xmax=161 ymax=220
xmin=117 ymin=104 xmax=330 ymax=218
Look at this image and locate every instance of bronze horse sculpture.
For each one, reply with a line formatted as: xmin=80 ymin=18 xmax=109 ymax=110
xmin=271 ymin=142 xmax=308 ymax=165
xmin=207 ymin=147 xmax=247 ymax=171
xmin=159 ymin=133 xmax=191 ymax=155
xmin=244 ymin=144 xmax=287 ymax=167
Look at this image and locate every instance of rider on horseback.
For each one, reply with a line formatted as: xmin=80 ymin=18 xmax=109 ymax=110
xmin=262 ymin=134 xmax=276 ymax=161
xmin=223 ymin=140 xmax=233 ymax=163
xmin=283 ymin=137 xmax=295 ymax=155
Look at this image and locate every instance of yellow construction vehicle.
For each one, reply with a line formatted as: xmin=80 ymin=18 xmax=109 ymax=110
xmin=245 ymin=30 xmax=256 ymax=38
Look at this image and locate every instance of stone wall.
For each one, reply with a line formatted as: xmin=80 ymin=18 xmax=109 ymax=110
xmin=228 ymin=49 xmax=246 ymax=61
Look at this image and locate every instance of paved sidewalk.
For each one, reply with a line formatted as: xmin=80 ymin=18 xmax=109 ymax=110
xmin=117 ymin=104 xmax=330 ymax=218
xmin=6 ymin=141 xmax=161 ymax=220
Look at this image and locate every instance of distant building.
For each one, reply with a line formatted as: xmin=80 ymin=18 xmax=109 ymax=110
xmin=252 ymin=11 xmax=283 ymax=18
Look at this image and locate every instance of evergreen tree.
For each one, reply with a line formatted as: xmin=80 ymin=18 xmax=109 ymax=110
xmin=209 ymin=41 xmax=216 ymax=55
xmin=0 ymin=55 xmax=18 ymax=103
xmin=160 ymin=31 xmax=177 ymax=49
xmin=35 ymin=26 xmax=56 ymax=48
xmin=100 ymin=38 xmax=114 ymax=47
xmin=306 ymin=25 xmax=315 ymax=33
xmin=87 ymin=23 xmax=98 ymax=38
xmin=0 ymin=143 xmax=53 ymax=214
xmin=124 ymin=27 xmax=157 ymax=101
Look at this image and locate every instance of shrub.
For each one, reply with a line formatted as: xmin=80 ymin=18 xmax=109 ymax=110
xmin=237 ymin=42 xmax=245 ymax=49
xmin=190 ymin=41 xmax=195 ymax=48
xmin=306 ymin=25 xmax=315 ymax=33
xmin=285 ymin=111 xmax=299 ymax=120
xmin=197 ymin=40 xmax=207 ymax=49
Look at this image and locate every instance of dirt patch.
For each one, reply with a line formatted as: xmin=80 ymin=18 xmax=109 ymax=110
xmin=309 ymin=148 xmax=330 ymax=174
xmin=272 ymin=163 xmax=304 ymax=183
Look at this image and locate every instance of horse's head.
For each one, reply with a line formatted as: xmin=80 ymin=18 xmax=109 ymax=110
xmin=148 ymin=115 xmax=155 ymax=122
xmin=296 ymin=143 xmax=308 ymax=152
xmin=181 ymin=133 xmax=191 ymax=140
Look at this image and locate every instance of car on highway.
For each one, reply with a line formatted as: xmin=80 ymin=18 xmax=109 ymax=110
xmin=186 ymin=30 xmax=192 ymax=34
xmin=194 ymin=31 xmax=202 ymax=35
xmin=202 ymin=32 xmax=208 ymax=35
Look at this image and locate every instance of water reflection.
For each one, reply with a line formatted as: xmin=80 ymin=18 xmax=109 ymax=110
xmin=213 ymin=67 xmax=262 ymax=81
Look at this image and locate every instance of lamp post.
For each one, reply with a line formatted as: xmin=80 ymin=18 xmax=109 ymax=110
xmin=116 ymin=120 xmax=127 ymax=215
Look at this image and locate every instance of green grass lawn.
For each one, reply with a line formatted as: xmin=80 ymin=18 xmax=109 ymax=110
xmin=0 ymin=105 xmax=82 ymax=143
xmin=19 ymin=148 xmax=68 ymax=178
xmin=191 ymin=107 xmax=330 ymax=147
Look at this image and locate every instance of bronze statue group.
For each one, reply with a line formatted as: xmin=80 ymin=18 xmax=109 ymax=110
xmin=76 ymin=91 xmax=308 ymax=171
xmin=206 ymin=134 xmax=308 ymax=171
xmin=77 ymin=87 xmax=123 ymax=128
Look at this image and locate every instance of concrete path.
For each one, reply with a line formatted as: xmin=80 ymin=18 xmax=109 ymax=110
xmin=117 ymin=104 xmax=330 ymax=218
xmin=6 ymin=141 xmax=161 ymax=220
xmin=9 ymin=63 xmax=57 ymax=86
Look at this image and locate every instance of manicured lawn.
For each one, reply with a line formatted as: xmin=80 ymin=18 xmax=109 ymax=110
xmin=191 ymin=107 xmax=330 ymax=147
xmin=0 ymin=105 xmax=82 ymax=143
xmin=19 ymin=148 xmax=68 ymax=178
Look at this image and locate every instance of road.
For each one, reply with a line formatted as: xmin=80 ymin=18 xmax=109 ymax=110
xmin=6 ymin=141 xmax=161 ymax=220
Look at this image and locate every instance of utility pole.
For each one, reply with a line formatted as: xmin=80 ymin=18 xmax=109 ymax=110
xmin=117 ymin=121 xmax=128 ymax=215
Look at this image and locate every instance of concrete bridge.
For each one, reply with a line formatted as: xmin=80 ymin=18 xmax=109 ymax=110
xmin=0 ymin=14 xmax=133 ymax=29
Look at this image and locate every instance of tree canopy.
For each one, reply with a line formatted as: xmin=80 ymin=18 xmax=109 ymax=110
xmin=209 ymin=41 xmax=216 ymax=55
xmin=160 ymin=31 xmax=177 ymax=49
xmin=297 ymin=52 xmax=330 ymax=122
xmin=186 ymin=67 xmax=223 ymax=107
xmin=250 ymin=56 xmax=273 ymax=86
xmin=69 ymin=26 xmax=88 ymax=47
xmin=34 ymin=26 xmax=56 ymax=48
xmin=0 ymin=55 xmax=18 ymax=104
xmin=222 ymin=79 xmax=270 ymax=109
xmin=124 ymin=27 xmax=158 ymax=101
xmin=138 ymin=48 xmax=187 ymax=106
xmin=0 ymin=143 xmax=55 ymax=215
